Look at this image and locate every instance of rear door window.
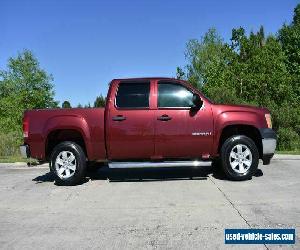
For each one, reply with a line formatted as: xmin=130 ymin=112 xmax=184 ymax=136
xmin=116 ymin=82 xmax=150 ymax=108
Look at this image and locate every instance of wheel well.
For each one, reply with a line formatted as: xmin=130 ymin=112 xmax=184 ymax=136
xmin=46 ymin=129 xmax=87 ymax=160
xmin=218 ymin=125 xmax=263 ymax=158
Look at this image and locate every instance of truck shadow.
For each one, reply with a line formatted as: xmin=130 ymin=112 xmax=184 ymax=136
xmin=32 ymin=165 xmax=264 ymax=185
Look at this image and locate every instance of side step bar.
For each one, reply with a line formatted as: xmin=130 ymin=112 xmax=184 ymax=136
xmin=108 ymin=160 xmax=212 ymax=169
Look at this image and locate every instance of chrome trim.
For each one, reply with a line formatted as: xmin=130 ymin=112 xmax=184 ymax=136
xmin=20 ymin=145 xmax=29 ymax=158
xmin=192 ymin=132 xmax=212 ymax=136
xmin=108 ymin=160 xmax=211 ymax=169
xmin=229 ymin=144 xmax=252 ymax=174
xmin=262 ymin=138 xmax=276 ymax=154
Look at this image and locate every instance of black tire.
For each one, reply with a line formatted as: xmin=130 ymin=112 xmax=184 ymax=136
xmin=220 ymin=135 xmax=259 ymax=181
xmin=50 ymin=141 xmax=87 ymax=185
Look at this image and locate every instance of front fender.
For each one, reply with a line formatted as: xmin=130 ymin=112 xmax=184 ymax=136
xmin=213 ymin=111 xmax=264 ymax=155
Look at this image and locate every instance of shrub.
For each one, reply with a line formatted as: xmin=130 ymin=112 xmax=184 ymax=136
xmin=202 ymin=85 xmax=242 ymax=104
xmin=277 ymin=127 xmax=300 ymax=151
xmin=0 ymin=131 xmax=22 ymax=157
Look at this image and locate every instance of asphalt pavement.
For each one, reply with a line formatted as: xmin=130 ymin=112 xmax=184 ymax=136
xmin=0 ymin=156 xmax=299 ymax=249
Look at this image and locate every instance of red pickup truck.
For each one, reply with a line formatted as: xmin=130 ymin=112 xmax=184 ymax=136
xmin=20 ymin=78 xmax=276 ymax=184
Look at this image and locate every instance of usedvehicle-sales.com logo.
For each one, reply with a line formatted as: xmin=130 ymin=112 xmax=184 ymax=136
xmin=225 ymin=229 xmax=295 ymax=244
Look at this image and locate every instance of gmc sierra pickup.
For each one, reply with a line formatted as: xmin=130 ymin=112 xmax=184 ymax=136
xmin=20 ymin=78 xmax=276 ymax=185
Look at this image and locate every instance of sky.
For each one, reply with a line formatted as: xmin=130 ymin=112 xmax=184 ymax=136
xmin=1 ymin=0 xmax=298 ymax=107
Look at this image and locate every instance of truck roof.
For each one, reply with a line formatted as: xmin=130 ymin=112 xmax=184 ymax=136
xmin=112 ymin=77 xmax=178 ymax=82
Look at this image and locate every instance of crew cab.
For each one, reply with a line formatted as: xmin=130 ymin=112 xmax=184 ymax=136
xmin=20 ymin=78 xmax=277 ymax=185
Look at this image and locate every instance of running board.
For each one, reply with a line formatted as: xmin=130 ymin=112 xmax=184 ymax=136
xmin=108 ymin=160 xmax=212 ymax=169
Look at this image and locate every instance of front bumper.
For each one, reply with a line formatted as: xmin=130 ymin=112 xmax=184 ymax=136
xmin=20 ymin=145 xmax=30 ymax=158
xmin=259 ymin=128 xmax=277 ymax=165
xmin=262 ymin=138 xmax=277 ymax=154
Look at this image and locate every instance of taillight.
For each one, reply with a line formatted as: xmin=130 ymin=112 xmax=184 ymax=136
xmin=265 ymin=114 xmax=272 ymax=129
xmin=23 ymin=115 xmax=29 ymax=138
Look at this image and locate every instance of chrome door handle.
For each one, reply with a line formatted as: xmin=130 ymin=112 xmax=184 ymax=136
xmin=112 ymin=115 xmax=126 ymax=121
xmin=157 ymin=115 xmax=172 ymax=121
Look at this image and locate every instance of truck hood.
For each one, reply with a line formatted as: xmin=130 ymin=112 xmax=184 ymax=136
xmin=212 ymin=104 xmax=270 ymax=115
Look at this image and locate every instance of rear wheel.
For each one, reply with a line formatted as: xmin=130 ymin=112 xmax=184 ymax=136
xmin=220 ymin=135 xmax=259 ymax=181
xmin=50 ymin=141 xmax=86 ymax=185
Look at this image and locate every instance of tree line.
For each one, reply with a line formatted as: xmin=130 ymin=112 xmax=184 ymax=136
xmin=0 ymin=4 xmax=299 ymax=156
xmin=0 ymin=51 xmax=106 ymax=156
xmin=177 ymin=4 xmax=300 ymax=151
xmin=62 ymin=94 xmax=106 ymax=108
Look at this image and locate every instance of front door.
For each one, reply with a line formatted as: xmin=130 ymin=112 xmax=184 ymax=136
xmin=154 ymin=81 xmax=213 ymax=159
xmin=106 ymin=81 xmax=155 ymax=160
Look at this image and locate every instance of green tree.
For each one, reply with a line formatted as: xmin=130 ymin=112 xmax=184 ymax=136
xmin=185 ymin=28 xmax=225 ymax=87
xmin=184 ymin=26 xmax=294 ymax=106
xmin=176 ymin=67 xmax=185 ymax=80
xmin=94 ymin=95 xmax=106 ymax=107
xmin=84 ymin=102 xmax=91 ymax=108
xmin=184 ymin=28 xmax=241 ymax=104
xmin=229 ymin=28 xmax=293 ymax=108
xmin=62 ymin=100 xmax=71 ymax=108
xmin=0 ymin=50 xmax=58 ymax=132
xmin=180 ymin=21 xmax=299 ymax=150
xmin=278 ymin=4 xmax=300 ymax=100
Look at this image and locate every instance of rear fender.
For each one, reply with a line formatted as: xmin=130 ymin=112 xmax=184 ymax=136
xmin=43 ymin=115 xmax=92 ymax=159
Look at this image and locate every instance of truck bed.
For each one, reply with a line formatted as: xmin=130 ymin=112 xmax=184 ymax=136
xmin=24 ymin=108 xmax=106 ymax=160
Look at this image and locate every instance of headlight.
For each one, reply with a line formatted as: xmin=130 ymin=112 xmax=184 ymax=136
xmin=265 ymin=114 xmax=272 ymax=128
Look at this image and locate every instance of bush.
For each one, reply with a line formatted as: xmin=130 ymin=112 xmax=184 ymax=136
xmin=202 ymin=85 xmax=242 ymax=104
xmin=0 ymin=131 xmax=22 ymax=157
xmin=277 ymin=127 xmax=300 ymax=151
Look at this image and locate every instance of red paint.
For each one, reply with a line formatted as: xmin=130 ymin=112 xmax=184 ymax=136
xmin=23 ymin=77 xmax=270 ymax=161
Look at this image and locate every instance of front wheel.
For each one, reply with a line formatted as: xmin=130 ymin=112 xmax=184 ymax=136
xmin=50 ymin=141 xmax=87 ymax=185
xmin=220 ymin=135 xmax=259 ymax=181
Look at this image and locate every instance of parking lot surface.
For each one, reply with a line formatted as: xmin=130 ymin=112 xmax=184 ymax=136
xmin=0 ymin=158 xmax=299 ymax=249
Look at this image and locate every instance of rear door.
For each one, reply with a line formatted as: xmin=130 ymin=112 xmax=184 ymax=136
xmin=154 ymin=80 xmax=213 ymax=159
xmin=106 ymin=80 xmax=155 ymax=160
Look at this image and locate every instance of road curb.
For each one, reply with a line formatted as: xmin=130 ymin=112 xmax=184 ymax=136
xmin=0 ymin=162 xmax=49 ymax=168
xmin=273 ymin=154 xmax=300 ymax=160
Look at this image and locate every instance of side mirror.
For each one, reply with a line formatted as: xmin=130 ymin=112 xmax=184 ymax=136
xmin=191 ymin=94 xmax=203 ymax=109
